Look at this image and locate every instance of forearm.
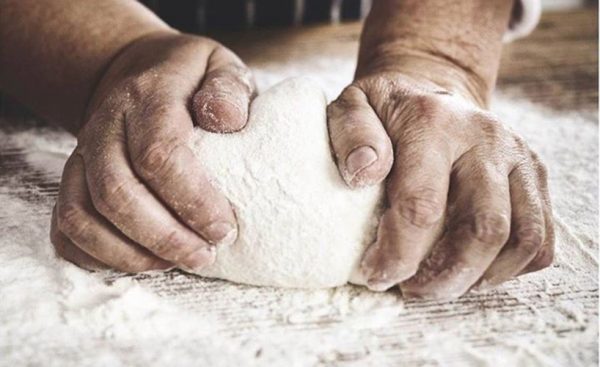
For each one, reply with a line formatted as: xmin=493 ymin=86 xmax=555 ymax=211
xmin=357 ymin=0 xmax=514 ymax=107
xmin=0 ymin=0 xmax=173 ymax=133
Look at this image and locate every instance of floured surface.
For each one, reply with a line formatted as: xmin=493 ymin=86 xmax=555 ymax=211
xmin=0 ymin=59 xmax=597 ymax=366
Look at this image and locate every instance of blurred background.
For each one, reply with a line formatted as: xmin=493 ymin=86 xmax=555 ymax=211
xmin=1 ymin=0 xmax=597 ymax=117
xmin=137 ymin=0 xmax=594 ymax=32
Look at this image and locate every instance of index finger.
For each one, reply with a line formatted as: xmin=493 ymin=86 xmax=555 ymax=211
xmin=361 ymin=133 xmax=453 ymax=291
xmin=127 ymin=102 xmax=238 ymax=246
xmin=81 ymin=115 xmax=216 ymax=270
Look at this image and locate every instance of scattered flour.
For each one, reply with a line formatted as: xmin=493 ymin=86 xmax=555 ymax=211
xmin=0 ymin=56 xmax=597 ymax=365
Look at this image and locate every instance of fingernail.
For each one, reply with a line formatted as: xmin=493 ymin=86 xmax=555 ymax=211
xmin=362 ymin=257 xmax=417 ymax=291
xmin=184 ymin=246 xmax=216 ymax=270
xmin=345 ymin=146 xmax=377 ymax=179
xmin=367 ymin=271 xmax=396 ymax=292
xmin=203 ymin=222 xmax=237 ymax=246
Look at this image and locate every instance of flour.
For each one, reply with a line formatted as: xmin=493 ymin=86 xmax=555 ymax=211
xmin=190 ymin=77 xmax=383 ymax=288
xmin=0 ymin=55 xmax=597 ymax=365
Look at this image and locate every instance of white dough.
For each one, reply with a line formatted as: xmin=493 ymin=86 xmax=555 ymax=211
xmin=190 ymin=78 xmax=383 ymax=288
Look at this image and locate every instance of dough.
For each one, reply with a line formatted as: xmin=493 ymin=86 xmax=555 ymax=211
xmin=190 ymin=78 xmax=383 ymax=288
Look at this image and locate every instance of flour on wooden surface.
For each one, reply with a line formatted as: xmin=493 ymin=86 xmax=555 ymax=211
xmin=0 ymin=57 xmax=597 ymax=365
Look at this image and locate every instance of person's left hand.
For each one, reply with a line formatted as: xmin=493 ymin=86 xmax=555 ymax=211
xmin=327 ymin=69 xmax=555 ymax=299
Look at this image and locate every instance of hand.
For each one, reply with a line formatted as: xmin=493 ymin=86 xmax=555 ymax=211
xmin=328 ymin=68 xmax=554 ymax=299
xmin=50 ymin=31 xmax=256 ymax=272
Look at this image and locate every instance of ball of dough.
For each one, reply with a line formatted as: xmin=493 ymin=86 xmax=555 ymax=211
xmin=190 ymin=77 xmax=383 ymax=288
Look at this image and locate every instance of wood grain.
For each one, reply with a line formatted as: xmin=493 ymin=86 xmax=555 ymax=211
xmin=498 ymin=8 xmax=598 ymax=111
xmin=0 ymin=8 xmax=597 ymax=366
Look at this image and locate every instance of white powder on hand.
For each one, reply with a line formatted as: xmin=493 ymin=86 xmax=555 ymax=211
xmin=190 ymin=77 xmax=383 ymax=288
xmin=0 ymin=55 xmax=596 ymax=366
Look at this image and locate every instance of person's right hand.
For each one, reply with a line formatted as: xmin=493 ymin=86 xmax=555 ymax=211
xmin=50 ymin=31 xmax=256 ymax=272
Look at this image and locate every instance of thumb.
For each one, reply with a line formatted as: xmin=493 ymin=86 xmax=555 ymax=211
xmin=192 ymin=46 xmax=257 ymax=133
xmin=327 ymin=85 xmax=393 ymax=188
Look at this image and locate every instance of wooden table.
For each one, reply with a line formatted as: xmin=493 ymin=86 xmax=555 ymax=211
xmin=210 ymin=8 xmax=598 ymax=112
xmin=0 ymin=8 xmax=597 ymax=366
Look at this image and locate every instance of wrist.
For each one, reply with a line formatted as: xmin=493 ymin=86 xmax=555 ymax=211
xmin=355 ymin=43 xmax=491 ymax=108
xmin=356 ymin=0 xmax=514 ymax=108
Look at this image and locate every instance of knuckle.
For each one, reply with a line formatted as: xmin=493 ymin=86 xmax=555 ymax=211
xmin=124 ymin=73 xmax=172 ymax=102
xmin=138 ymin=102 xmax=173 ymax=123
xmin=399 ymin=97 xmax=451 ymax=138
xmin=410 ymin=94 xmax=443 ymax=115
xmin=397 ymin=190 xmax=445 ymax=228
xmin=136 ymin=141 xmax=177 ymax=177
xmin=514 ymin=220 xmax=545 ymax=255
xmin=57 ymin=203 xmax=90 ymax=240
xmin=93 ymin=173 xmax=135 ymax=215
xmin=389 ymin=94 xmax=442 ymax=129
xmin=474 ymin=113 xmax=507 ymax=140
xmin=466 ymin=211 xmax=510 ymax=245
xmin=512 ymin=134 xmax=529 ymax=151
xmin=150 ymin=230 xmax=189 ymax=261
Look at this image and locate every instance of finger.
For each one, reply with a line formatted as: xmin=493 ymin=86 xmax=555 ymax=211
xmin=520 ymin=214 xmax=554 ymax=274
xmin=361 ymin=132 xmax=453 ymax=291
xmin=478 ymin=164 xmax=545 ymax=287
xmin=51 ymin=205 xmax=108 ymax=271
xmin=55 ymin=153 xmax=173 ymax=272
xmin=192 ymin=46 xmax=256 ymax=133
xmin=520 ymin=241 xmax=554 ymax=274
xmin=520 ymin=157 xmax=555 ymax=274
xmin=401 ymin=157 xmax=511 ymax=299
xmin=327 ymin=85 xmax=394 ymax=187
xmin=81 ymin=118 xmax=216 ymax=270
xmin=127 ymin=102 xmax=238 ymax=246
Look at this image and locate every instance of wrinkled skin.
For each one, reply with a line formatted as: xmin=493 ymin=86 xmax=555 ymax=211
xmin=328 ymin=72 xmax=554 ymax=299
xmin=325 ymin=0 xmax=555 ymax=300
xmin=1 ymin=0 xmax=553 ymax=299
xmin=50 ymin=32 xmax=256 ymax=272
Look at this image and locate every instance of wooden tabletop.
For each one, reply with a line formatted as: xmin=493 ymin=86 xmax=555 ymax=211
xmin=498 ymin=8 xmax=598 ymax=111
xmin=0 ymin=7 xmax=597 ymax=366
xmin=211 ymin=8 xmax=598 ymax=112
